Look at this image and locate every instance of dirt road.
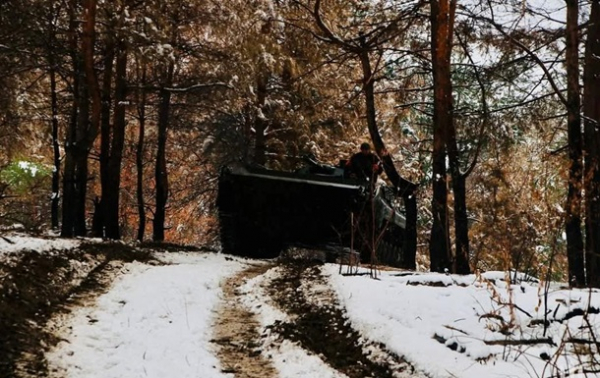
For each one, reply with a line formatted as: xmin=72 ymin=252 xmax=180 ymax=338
xmin=213 ymin=259 xmax=424 ymax=378
xmin=213 ymin=262 xmax=278 ymax=378
xmin=1 ymin=244 xmax=423 ymax=378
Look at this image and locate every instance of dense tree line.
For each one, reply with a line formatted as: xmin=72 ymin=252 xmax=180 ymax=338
xmin=0 ymin=0 xmax=599 ymax=287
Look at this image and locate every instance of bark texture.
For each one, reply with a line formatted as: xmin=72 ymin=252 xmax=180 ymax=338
xmin=565 ymin=0 xmax=585 ymax=287
xmin=153 ymin=64 xmax=173 ymax=242
xmin=429 ymin=0 xmax=453 ymax=272
xmin=583 ymin=0 xmax=600 ymax=287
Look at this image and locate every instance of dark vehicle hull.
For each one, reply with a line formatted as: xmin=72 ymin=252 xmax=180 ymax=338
xmin=217 ymin=162 xmax=406 ymax=266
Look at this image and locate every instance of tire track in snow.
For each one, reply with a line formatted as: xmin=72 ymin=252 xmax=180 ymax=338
xmin=265 ymin=261 xmax=425 ymax=378
xmin=212 ymin=262 xmax=278 ymax=378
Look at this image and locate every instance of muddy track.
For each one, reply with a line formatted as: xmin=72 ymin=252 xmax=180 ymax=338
xmin=266 ymin=261 xmax=422 ymax=378
xmin=0 ymin=243 xmax=154 ymax=378
xmin=213 ymin=263 xmax=278 ymax=378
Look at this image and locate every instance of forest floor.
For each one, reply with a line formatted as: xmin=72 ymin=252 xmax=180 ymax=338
xmin=0 ymin=240 xmax=421 ymax=378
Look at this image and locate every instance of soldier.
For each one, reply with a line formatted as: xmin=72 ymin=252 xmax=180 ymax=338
xmin=345 ymin=142 xmax=383 ymax=182
xmin=345 ymin=142 xmax=384 ymax=264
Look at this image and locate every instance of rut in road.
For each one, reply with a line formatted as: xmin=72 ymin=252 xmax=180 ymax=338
xmin=213 ymin=262 xmax=278 ymax=378
xmin=266 ymin=261 xmax=426 ymax=378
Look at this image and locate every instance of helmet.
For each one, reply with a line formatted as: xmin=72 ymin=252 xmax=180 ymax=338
xmin=360 ymin=142 xmax=371 ymax=151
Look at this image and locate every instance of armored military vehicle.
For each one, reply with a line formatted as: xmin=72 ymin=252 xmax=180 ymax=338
xmin=216 ymin=155 xmax=407 ymax=266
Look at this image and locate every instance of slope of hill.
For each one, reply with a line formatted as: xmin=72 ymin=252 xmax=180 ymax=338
xmin=1 ymin=234 xmax=598 ymax=378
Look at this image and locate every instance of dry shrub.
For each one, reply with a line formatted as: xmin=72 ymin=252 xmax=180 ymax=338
xmin=468 ymin=137 xmax=567 ymax=280
xmin=0 ymin=160 xmax=53 ymax=232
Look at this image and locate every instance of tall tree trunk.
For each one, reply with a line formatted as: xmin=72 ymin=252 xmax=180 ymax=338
xmin=49 ymin=52 xmax=60 ymax=230
xmin=82 ymin=0 xmax=101 ymax=137
xmin=565 ymin=0 xmax=585 ymax=287
xmin=104 ymin=40 xmax=127 ymax=239
xmin=429 ymin=0 xmax=452 ymax=273
xmin=61 ymin=0 xmax=80 ymax=238
xmin=441 ymin=0 xmax=469 ymax=274
xmin=403 ymin=193 xmax=418 ymax=269
xmin=136 ymin=64 xmax=147 ymax=242
xmin=583 ymin=0 xmax=600 ymax=288
xmin=93 ymin=31 xmax=115 ymax=238
xmin=61 ymin=92 xmax=78 ymax=237
xmin=44 ymin=3 xmax=61 ymax=230
xmin=64 ymin=0 xmax=101 ymax=237
xmin=153 ymin=63 xmax=174 ymax=242
xmin=73 ymin=79 xmax=90 ymax=237
xmin=358 ymin=49 xmax=417 ymax=269
xmin=447 ymin=123 xmax=470 ymax=273
xmin=448 ymin=151 xmax=470 ymax=273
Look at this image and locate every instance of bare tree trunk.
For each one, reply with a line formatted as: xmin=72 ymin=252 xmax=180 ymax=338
xmin=61 ymin=95 xmax=78 ymax=237
xmin=153 ymin=63 xmax=174 ymax=242
xmin=103 ymin=40 xmax=127 ymax=239
xmin=565 ymin=0 xmax=585 ymax=287
xmin=403 ymin=194 xmax=418 ymax=269
xmin=447 ymin=129 xmax=470 ymax=273
xmin=92 ymin=29 xmax=114 ymax=238
xmin=448 ymin=161 xmax=470 ymax=274
xmin=81 ymin=0 xmax=101 ymax=139
xmin=429 ymin=0 xmax=452 ymax=273
xmin=61 ymin=0 xmax=80 ymax=238
xmin=62 ymin=0 xmax=101 ymax=238
xmin=441 ymin=0 xmax=469 ymax=274
xmin=73 ymin=146 xmax=89 ymax=236
xmin=73 ymin=77 xmax=90 ymax=237
xmin=43 ymin=2 xmax=62 ymax=230
xmin=583 ymin=0 xmax=600 ymax=288
xmin=442 ymin=0 xmax=469 ymax=274
xmin=136 ymin=64 xmax=147 ymax=242
xmin=430 ymin=128 xmax=450 ymax=272
xmin=49 ymin=53 xmax=60 ymax=230
xmin=358 ymin=49 xmax=417 ymax=269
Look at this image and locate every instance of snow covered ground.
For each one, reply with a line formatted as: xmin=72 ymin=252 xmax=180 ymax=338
xmin=324 ymin=266 xmax=600 ymax=378
xmin=0 ymin=233 xmax=80 ymax=255
xmin=2 ymin=234 xmax=599 ymax=378
xmin=46 ymin=253 xmax=247 ymax=378
xmin=239 ymin=266 xmax=352 ymax=378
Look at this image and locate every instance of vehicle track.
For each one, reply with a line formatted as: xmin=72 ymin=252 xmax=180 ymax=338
xmin=1 ymin=243 xmax=154 ymax=378
xmin=213 ymin=262 xmax=278 ymax=378
xmin=265 ymin=261 xmax=425 ymax=378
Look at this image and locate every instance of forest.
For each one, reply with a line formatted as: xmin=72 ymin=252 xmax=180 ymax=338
xmin=0 ymin=0 xmax=599 ymax=287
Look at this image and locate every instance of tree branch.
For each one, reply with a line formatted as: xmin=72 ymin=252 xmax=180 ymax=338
xmin=467 ymin=11 xmax=568 ymax=107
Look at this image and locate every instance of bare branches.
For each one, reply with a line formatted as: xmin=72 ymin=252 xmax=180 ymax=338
xmin=462 ymin=10 xmax=568 ymax=107
xmin=310 ymin=0 xmax=424 ymax=54
xmin=312 ymin=0 xmax=355 ymax=50
xmin=129 ymin=82 xmax=233 ymax=93
xmin=163 ymin=82 xmax=233 ymax=92
xmin=455 ymin=31 xmax=487 ymax=179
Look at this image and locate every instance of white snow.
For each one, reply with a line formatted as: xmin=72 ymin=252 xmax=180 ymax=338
xmin=46 ymin=253 xmax=246 ymax=378
xmin=3 ymin=235 xmax=598 ymax=378
xmin=17 ymin=161 xmax=39 ymax=176
xmin=324 ymin=265 xmax=600 ymax=378
xmin=0 ymin=234 xmax=80 ymax=255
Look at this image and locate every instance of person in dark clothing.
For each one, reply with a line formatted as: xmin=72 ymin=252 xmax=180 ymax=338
xmin=345 ymin=142 xmax=383 ymax=264
xmin=345 ymin=142 xmax=383 ymax=182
